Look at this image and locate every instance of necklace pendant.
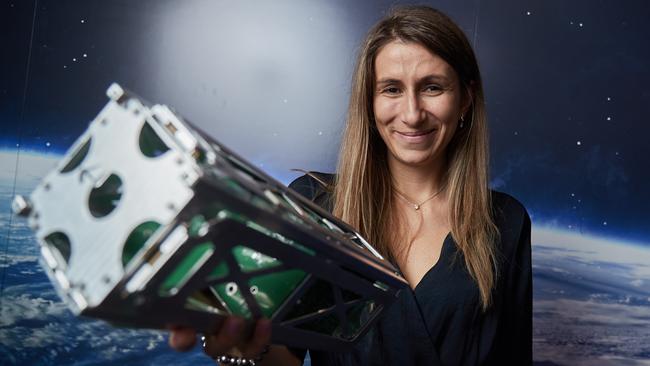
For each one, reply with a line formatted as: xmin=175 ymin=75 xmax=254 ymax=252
xmin=413 ymin=204 xmax=420 ymax=210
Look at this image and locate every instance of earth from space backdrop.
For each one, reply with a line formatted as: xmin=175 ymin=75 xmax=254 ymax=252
xmin=2 ymin=0 xmax=650 ymax=365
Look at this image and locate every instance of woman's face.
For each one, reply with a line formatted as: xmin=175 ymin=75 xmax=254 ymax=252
xmin=373 ymin=40 xmax=468 ymax=169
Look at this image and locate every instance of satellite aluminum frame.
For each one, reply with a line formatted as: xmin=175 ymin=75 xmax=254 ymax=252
xmin=13 ymin=83 xmax=408 ymax=351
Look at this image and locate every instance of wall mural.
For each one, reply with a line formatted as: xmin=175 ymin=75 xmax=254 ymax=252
xmin=2 ymin=1 xmax=649 ymax=365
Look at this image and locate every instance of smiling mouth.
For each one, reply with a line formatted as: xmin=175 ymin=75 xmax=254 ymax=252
xmin=396 ymin=129 xmax=435 ymax=137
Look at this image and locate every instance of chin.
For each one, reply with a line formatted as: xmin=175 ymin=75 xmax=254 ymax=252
xmin=394 ymin=151 xmax=436 ymax=167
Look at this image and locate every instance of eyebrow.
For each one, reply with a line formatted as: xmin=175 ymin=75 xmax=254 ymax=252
xmin=375 ymin=74 xmax=451 ymax=87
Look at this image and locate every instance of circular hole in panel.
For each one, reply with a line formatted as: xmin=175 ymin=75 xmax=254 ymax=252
xmin=60 ymin=138 xmax=92 ymax=173
xmin=44 ymin=231 xmax=72 ymax=268
xmin=139 ymin=122 xmax=169 ymax=158
xmin=88 ymin=174 xmax=123 ymax=218
xmin=122 ymin=221 xmax=161 ymax=267
xmin=212 ymin=281 xmax=250 ymax=317
xmin=226 ymin=282 xmax=238 ymax=296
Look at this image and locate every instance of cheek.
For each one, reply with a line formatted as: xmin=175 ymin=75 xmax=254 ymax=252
xmin=425 ymin=95 xmax=461 ymax=123
xmin=373 ymin=97 xmax=398 ymax=125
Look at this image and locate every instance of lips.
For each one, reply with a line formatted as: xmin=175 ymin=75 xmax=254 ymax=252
xmin=394 ymin=128 xmax=436 ymax=144
xmin=396 ymin=129 xmax=434 ymax=136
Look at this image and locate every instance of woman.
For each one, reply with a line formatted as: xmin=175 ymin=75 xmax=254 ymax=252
xmin=170 ymin=5 xmax=532 ymax=365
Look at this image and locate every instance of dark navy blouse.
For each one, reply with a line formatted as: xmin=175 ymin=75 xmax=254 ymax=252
xmin=287 ymin=173 xmax=532 ymax=366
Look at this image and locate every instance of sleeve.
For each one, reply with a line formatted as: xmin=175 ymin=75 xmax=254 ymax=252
xmin=507 ymin=209 xmax=532 ymax=364
xmin=288 ymin=173 xmax=334 ymax=212
xmin=288 ymin=174 xmax=320 ymax=200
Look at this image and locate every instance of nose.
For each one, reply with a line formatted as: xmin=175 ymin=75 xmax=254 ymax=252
xmin=401 ymin=91 xmax=425 ymax=126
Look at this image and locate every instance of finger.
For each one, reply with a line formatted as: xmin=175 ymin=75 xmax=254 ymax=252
xmin=168 ymin=327 xmax=197 ymax=351
xmin=242 ymin=318 xmax=272 ymax=358
xmin=203 ymin=316 xmax=245 ymax=356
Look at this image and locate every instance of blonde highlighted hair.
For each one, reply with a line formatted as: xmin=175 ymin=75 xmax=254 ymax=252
xmin=330 ymin=6 xmax=499 ymax=310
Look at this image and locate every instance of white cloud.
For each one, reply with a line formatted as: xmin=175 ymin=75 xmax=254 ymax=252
xmin=0 ymin=150 xmax=60 ymax=189
xmin=0 ymin=294 xmax=67 ymax=327
xmin=534 ymin=297 xmax=650 ymax=365
xmin=533 ymin=226 xmax=650 ymax=280
xmin=631 ymin=279 xmax=644 ymax=287
xmin=536 ymin=298 xmax=650 ymax=326
xmin=0 ymin=254 xmax=39 ymax=269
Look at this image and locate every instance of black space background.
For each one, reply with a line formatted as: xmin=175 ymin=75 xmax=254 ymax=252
xmin=2 ymin=0 xmax=649 ymax=242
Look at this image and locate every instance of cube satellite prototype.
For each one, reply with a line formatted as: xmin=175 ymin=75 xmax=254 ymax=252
xmin=13 ymin=84 xmax=408 ymax=351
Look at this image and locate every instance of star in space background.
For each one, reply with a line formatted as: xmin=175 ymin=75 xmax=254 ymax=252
xmin=1 ymin=0 xmax=649 ymax=365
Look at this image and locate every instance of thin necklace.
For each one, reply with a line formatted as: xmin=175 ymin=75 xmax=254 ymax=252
xmin=393 ymin=184 xmax=445 ymax=211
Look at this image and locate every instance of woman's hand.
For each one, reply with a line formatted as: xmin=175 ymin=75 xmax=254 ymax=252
xmin=168 ymin=316 xmax=272 ymax=360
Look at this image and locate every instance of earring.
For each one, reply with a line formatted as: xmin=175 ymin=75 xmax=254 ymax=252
xmin=459 ymin=115 xmax=465 ymax=129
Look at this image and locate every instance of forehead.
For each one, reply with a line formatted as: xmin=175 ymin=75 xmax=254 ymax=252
xmin=374 ymin=40 xmax=456 ymax=81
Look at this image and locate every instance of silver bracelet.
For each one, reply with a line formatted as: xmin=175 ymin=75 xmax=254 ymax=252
xmin=202 ymin=336 xmax=270 ymax=365
xmin=213 ymin=346 xmax=269 ymax=365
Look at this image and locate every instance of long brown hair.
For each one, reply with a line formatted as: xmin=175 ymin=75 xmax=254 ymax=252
xmin=331 ymin=6 xmax=499 ymax=310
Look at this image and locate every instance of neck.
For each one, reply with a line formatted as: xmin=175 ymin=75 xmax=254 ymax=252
xmin=388 ymin=156 xmax=447 ymax=203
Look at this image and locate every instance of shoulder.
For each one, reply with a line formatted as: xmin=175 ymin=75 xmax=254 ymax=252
xmin=288 ymin=171 xmax=334 ymax=191
xmin=490 ymin=190 xmax=529 ymax=227
xmin=288 ymin=172 xmax=335 ymax=209
xmin=490 ymin=190 xmax=531 ymax=257
xmin=288 ymin=172 xmax=335 ymax=196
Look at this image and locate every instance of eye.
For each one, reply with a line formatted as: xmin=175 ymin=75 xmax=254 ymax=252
xmin=382 ymin=86 xmax=401 ymax=95
xmin=423 ymin=84 xmax=443 ymax=94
